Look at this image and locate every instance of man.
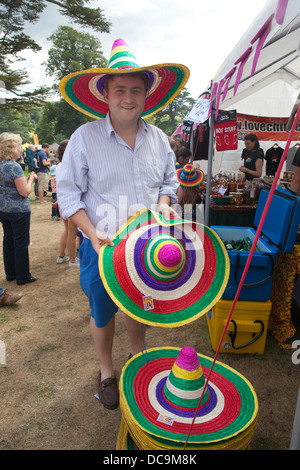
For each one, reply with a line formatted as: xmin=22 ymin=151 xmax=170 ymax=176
xmin=37 ymin=143 xmax=50 ymax=203
xmin=57 ymin=39 xmax=189 ymax=409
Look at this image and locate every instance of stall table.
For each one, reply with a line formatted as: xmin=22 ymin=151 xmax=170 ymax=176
xmin=209 ymin=204 xmax=257 ymax=227
xmin=269 ymin=245 xmax=300 ymax=348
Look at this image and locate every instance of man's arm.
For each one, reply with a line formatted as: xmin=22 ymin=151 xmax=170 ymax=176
xmin=156 ymin=141 xmax=179 ymax=220
xmin=42 ymin=158 xmax=51 ymax=167
xmin=157 ymin=195 xmax=179 ymax=221
xmin=69 ymin=209 xmax=114 ymax=254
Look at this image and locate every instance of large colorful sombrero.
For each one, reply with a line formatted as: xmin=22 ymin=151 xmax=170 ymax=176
xmin=99 ymin=209 xmax=229 ymax=328
xmin=177 ymin=164 xmax=204 ymax=187
xmin=117 ymin=346 xmax=258 ymax=450
xmin=59 ymin=38 xmax=190 ymax=119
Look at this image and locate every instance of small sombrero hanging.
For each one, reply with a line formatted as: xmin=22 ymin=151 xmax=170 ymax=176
xmin=177 ymin=164 xmax=204 ymax=187
xmin=118 ymin=346 xmax=258 ymax=450
xmin=59 ymin=38 xmax=190 ymax=119
xmin=99 ymin=208 xmax=229 ymax=328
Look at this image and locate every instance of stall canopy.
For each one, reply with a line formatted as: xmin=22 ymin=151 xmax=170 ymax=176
xmin=210 ymin=0 xmax=300 ymax=118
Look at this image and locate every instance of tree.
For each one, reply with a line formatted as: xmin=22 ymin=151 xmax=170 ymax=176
xmin=35 ymin=25 xmax=108 ymax=140
xmin=150 ymin=88 xmax=196 ymax=136
xmin=0 ymin=0 xmax=111 ymax=112
xmin=35 ymin=100 xmax=94 ymax=142
xmin=0 ymin=108 xmax=37 ymax=142
xmin=45 ymin=25 xmax=108 ymax=85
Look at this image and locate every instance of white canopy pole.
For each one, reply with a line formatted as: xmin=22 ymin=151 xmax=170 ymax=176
xmin=290 ymin=387 xmax=300 ymax=450
xmin=204 ymin=107 xmax=215 ymax=226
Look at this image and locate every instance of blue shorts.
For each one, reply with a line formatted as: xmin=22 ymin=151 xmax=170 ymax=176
xmin=79 ymin=237 xmax=118 ymax=328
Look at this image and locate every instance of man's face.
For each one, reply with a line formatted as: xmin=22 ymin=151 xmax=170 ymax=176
xmin=103 ymin=74 xmax=147 ymax=128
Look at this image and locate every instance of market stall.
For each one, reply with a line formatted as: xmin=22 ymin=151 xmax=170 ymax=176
xmin=205 ymin=171 xmax=261 ymax=227
xmin=178 ymin=1 xmax=300 ymax=365
xmin=176 ymin=0 xmax=300 ymax=226
xmin=206 ymin=169 xmax=297 ymax=226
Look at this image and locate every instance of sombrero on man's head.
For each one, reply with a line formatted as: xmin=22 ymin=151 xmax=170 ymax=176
xmin=118 ymin=346 xmax=258 ymax=450
xmin=59 ymin=38 xmax=190 ymax=119
xmin=99 ymin=208 xmax=229 ymax=328
xmin=177 ymin=164 xmax=204 ymax=187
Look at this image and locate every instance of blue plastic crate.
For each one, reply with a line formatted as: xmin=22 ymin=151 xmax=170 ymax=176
xmin=211 ymin=187 xmax=300 ymax=301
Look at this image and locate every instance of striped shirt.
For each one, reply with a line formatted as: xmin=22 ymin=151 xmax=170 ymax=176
xmin=56 ymin=114 xmax=179 ymax=238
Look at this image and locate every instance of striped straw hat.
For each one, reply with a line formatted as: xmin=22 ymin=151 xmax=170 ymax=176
xmin=59 ymin=38 xmax=190 ymax=119
xmin=117 ymin=347 xmax=258 ymax=450
xmin=177 ymin=164 xmax=204 ymax=187
xmin=99 ymin=208 xmax=229 ymax=328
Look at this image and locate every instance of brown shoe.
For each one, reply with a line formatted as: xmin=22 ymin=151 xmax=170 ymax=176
xmin=98 ymin=372 xmax=119 ymax=410
xmin=0 ymin=290 xmax=23 ymax=307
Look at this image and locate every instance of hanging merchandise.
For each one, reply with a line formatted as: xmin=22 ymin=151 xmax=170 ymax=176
xmin=265 ymin=144 xmax=284 ymax=176
xmin=214 ymin=110 xmax=238 ymax=152
xmin=181 ymin=120 xmax=194 ymax=148
xmin=181 ymin=119 xmax=210 ymax=160
xmin=286 ymin=144 xmax=300 ymax=171
xmin=193 ymin=119 xmax=210 ymax=160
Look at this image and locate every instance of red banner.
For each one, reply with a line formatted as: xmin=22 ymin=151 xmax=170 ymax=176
xmin=237 ymin=113 xmax=300 ymax=142
xmin=215 ymin=120 xmax=238 ymax=151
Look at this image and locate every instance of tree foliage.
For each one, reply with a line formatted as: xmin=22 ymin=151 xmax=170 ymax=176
xmin=0 ymin=108 xmax=39 ymax=142
xmin=45 ymin=25 xmax=108 ymax=85
xmin=35 ymin=100 xmax=94 ymax=142
xmin=34 ymin=25 xmax=108 ymax=140
xmin=0 ymin=0 xmax=111 ymax=112
xmin=149 ymin=88 xmax=196 ymax=135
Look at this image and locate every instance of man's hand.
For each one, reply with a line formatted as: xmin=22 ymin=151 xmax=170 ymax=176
xmin=68 ymin=209 xmax=115 ymax=255
xmin=157 ymin=202 xmax=180 ymax=221
xmin=91 ymin=231 xmax=114 ymax=255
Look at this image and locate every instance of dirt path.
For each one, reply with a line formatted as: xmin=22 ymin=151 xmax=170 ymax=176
xmin=0 ymin=194 xmax=299 ymax=450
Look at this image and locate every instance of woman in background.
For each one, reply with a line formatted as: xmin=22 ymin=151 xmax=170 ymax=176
xmin=239 ymin=133 xmax=264 ymax=181
xmin=0 ymin=133 xmax=37 ymax=285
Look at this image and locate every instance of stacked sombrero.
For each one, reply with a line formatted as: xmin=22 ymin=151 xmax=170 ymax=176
xmin=177 ymin=164 xmax=204 ymax=187
xmin=116 ymin=346 xmax=258 ymax=450
xmin=59 ymin=38 xmax=190 ymax=119
xmin=99 ymin=208 xmax=229 ymax=328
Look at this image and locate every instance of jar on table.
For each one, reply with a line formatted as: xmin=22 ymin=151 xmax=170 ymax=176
xmin=243 ymin=183 xmax=251 ymax=204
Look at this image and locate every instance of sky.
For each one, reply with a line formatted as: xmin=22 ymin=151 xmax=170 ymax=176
xmin=17 ymin=0 xmax=270 ymax=100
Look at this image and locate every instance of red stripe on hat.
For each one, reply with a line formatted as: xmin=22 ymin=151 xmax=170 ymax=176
xmin=73 ymin=74 xmax=109 ymax=114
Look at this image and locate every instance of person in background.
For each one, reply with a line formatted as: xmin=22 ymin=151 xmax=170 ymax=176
xmin=173 ymin=134 xmax=183 ymax=150
xmin=176 ymin=163 xmax=204 ymax=221
xmin=0 ymin=132 xmax=38 ymax=285
xmin=175 ymin=146 xmax=191 ymax=168
xmin=55 ymin=140 xmax=80 ymax=268
xmin=167 ymin=137 xmax=177 ymax=165
xmin=0 ymin=286 xmax=22 ymax=307
xmin=26 ymin=144 xmax=39 ymax=198
xmin=37 ymin=143 xmax=50 ymax=204
xmin=239 ymin=133 xmax=263 ymax=180
xmin=50 ymin=162 xmax=60 ymax=221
